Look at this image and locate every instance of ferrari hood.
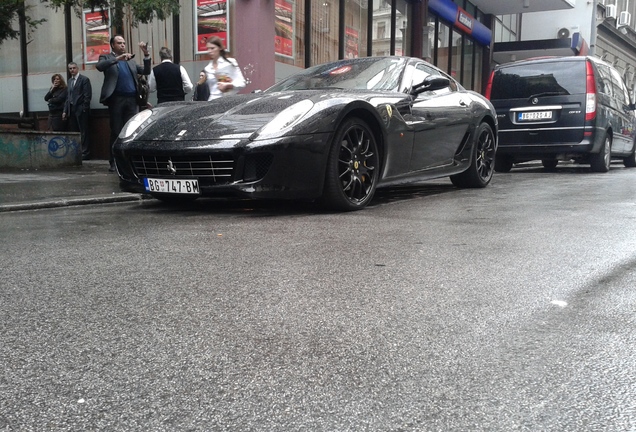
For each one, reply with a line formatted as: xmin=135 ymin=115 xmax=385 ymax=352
xmin=136 ymin=92 xmax=334 ymax=141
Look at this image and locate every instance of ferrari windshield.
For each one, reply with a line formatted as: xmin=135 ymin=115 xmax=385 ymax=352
xmin=266 ymin=57 xmax=407 ymax=93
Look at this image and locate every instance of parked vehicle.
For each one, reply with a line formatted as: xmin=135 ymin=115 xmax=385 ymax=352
xmin=486 ymin=56 xmax=636 ymax=172
xmin=114 ymin=56 xmax=498 ymax=211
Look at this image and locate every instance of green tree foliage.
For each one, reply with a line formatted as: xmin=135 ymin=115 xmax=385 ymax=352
xmin=48 ymin=0 xmax=180 ymax=29
xmin=0 ymin=1 xmax=45 ymax=43
xmin=0 ymin=0 xmax=180 ymax=46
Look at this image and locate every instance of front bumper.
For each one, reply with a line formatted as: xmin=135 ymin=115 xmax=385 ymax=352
xmin=114 ymin=133 xmax=332 ymax=200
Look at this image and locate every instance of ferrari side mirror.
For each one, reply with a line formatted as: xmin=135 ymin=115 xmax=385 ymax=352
xmin=411 ymin=76 xmax=451 ymax=96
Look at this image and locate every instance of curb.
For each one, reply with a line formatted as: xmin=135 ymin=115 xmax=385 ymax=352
xmin=0 ymin=193 xmax=145 ymax=213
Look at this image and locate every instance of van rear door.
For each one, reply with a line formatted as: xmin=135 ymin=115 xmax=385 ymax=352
xmin=489 ymin=60 xmax=587 ymax=147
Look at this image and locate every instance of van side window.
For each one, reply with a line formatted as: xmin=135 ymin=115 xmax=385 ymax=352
xmin=610 ymin=67 xmax=630 ymax=106
xmin=596 ymin=64 xmax=613 ymax=97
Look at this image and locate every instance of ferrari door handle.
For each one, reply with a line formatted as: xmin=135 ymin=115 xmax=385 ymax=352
xmin=459 ymin=100 xmax=468 ymax=107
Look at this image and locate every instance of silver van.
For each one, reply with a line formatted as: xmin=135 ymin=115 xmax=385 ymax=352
xmin=486 ymin=56 xmax=636 ymax=172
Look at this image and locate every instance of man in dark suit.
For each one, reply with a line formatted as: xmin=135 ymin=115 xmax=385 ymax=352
xmin=63 ymin=62 xmax=92 ymax=160
xmin=148 ymin=47 xmax=193 ymax=104
xmin=96 ymin=35 xmax=151 ymax=172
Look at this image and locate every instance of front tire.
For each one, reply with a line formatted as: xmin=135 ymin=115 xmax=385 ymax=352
xmin=590 ymin=134 xmax=611 ymax=172
xmin=624 ymin=141 xmax=636 ymax=168
xmin=321 ymin=117 xmax=380 ymax=211
xmin=450 ymin=122 xmax=496 ymax=188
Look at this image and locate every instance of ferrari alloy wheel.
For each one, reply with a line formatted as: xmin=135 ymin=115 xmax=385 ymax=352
xmin=590 ymin=134 xmax=611 ymax=172
xmin=322 ymin=117 xmax=379 ymax=211
xmin=450 ymin=122 xmax=496 ymax=188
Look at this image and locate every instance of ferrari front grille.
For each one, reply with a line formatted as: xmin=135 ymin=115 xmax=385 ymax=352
xmin=132 ymin=154 xmax=234 ymax=184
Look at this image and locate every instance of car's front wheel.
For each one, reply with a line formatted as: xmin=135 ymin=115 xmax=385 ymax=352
xmin=590 ymin=134 xmax=611 ymax=172
xmin=450 ymin=122 xmax=496 ymax=188
xmin=321 ymin=117 xmax=379 ymax=211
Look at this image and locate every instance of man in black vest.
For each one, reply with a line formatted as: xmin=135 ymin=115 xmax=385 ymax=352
xmin=148 ymin=47 xmax=193 ymax=104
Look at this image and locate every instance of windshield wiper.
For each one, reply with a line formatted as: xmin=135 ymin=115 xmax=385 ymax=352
xmin=528 ymin=91 xmax=568 ymax=99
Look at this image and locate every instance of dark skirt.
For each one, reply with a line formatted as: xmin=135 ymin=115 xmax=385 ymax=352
xmin=48 ymin=111 xmax=66 ymax=132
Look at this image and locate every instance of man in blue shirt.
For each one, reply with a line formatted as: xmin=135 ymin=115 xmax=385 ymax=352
xmin=97 ymin=35 xmax=151 ymax=172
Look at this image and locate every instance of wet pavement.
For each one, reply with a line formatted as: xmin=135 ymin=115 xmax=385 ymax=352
xmin=0 ymin=160 xmax=143 ymax=212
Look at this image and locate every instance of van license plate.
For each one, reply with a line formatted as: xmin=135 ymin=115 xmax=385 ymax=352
xmin=144 ymin=178 xmax=200 ymax=194
xmin=518 ymin=111 xmax=552 ymax=121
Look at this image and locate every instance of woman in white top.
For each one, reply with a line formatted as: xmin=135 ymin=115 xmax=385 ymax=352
xmin=203 ymin=36 xmax=246 ymax=100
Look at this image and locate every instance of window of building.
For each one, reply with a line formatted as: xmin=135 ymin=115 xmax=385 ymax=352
xmin=344 ymin=0 xmax=368 ymax=59
xmin=462 ymin=37 xmax=474 ymax=89
xmin=275 ymin=0 xmax=306 ymax=68
xmin=377 ymin=22 xmax=386 ymax=40
xmin=436 ymin=21 xmax=451 ymax=74
xmin=371 ymin=0 xmax=409 ymax=57
xmin=311 ymin=0 xmax=339 ymax=65
xmin=428 ymin=5 xmax=485 ymax=92
xmin=451 ymin=29 xmax=462 ymax=80
xmin=494 ymin=14 xmax=518 ymax=43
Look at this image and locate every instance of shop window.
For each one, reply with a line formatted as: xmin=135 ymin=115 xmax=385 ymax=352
xmin=423 ymin=16 xmax=436 ymax=62
xmin=462 ymin=37 xmax=474 ymax=89
xmin=371 ymin=0 xmax=409 ymax=57
xmin=474 ymin=45 xmax=482 ymax=93
xmin=437 ymin=21 xmax=450 ymax=74
xmin=395 ymin=1 xmax=410 ymax=56
xmin=311 ymin=0 xmax=339 ymax=65
xmin=345 ymin=0 xmax=368 ymax=59
xmin=276 ymin=0 xmax=306 ymax=67
xmin=451 ymin=30 xmax=462 ymax=80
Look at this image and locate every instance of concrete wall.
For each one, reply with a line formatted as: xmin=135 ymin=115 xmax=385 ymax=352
xmin=0 ymin=130 xmax=81 ymax=169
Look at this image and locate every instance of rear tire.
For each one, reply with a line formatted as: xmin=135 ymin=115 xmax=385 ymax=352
xmin=541 ymin=158 xmax=558 ymax=170
xmin=450 ymin=122 xmax=496 ymax=188
xmin=321 ymin=117 xmax=380 ymax=211
xmin=494 ymin=155 xmax=513 ymax=173
xmin=590 ymin=134 xmax=611 ymax=172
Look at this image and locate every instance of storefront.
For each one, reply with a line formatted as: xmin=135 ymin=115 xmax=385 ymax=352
xmin=0 ymin=0 xmax=492 ymax=157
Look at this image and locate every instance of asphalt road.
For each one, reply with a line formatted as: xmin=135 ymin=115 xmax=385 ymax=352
xmin=2 ymin=163 xmax=636 ymax=431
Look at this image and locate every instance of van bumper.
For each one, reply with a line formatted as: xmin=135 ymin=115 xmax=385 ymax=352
xmin=496 ymin=129 xmax=604 ymax=160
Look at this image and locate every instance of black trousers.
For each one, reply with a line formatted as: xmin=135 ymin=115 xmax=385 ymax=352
xmin=107 ymin=95 xmax=139 ymax=164
xmin=68 ymin=105 xmax=90 ymax=157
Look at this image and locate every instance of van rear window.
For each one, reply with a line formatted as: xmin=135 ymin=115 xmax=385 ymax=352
xmin=490 ymin=62 xmax=586 ymax=100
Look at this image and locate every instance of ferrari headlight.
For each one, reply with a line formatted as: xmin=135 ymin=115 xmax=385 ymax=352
xmin=255 ymin=99 xmax=314 ymax=138
xmin=119 ymin=109 xmax=154 ymax=140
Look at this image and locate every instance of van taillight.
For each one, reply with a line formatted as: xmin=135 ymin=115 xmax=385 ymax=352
xmin=485 ymin=70 xmax=494 ymax=99
xmin=586 ymin=60 xmax=597 ymax=121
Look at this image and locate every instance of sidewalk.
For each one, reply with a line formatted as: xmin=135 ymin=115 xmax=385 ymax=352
xmin=0 ymin=160 xmax=144 ymax=212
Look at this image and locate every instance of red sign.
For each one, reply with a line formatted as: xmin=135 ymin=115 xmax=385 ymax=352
xmin=275 ymin=0 xmax=293 ymax=57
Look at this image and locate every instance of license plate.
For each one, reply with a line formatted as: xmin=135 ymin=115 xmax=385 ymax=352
xmin=143 ymin=178 xmax=199 ymax=194
xmin=518 ymin=111 xmax=552 ymax=121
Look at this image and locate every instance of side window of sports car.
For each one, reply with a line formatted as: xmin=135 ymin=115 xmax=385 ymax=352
xmin=411 ymin=63 xmax=453 ymax=97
